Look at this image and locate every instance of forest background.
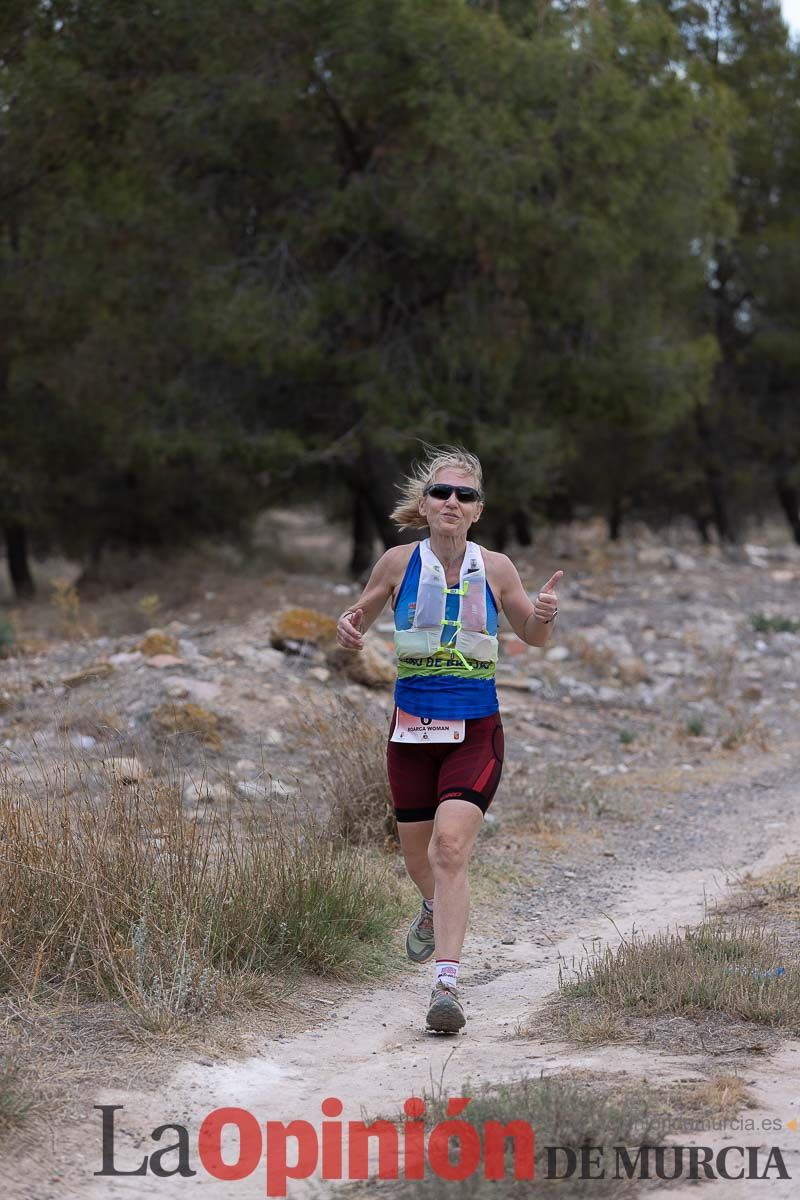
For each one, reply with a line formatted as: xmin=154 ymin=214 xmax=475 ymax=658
xmin=1 ymin=0 xmax=799 ymax=596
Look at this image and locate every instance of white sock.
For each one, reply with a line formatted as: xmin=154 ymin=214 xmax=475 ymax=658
xmin=435 ymin=959 xmax=459 ymax=988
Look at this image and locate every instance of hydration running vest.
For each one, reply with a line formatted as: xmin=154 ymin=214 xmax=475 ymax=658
xmin=393 ymin=539 xmax=499 ymax=672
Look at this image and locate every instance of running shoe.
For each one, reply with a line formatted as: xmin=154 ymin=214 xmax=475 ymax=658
xmin=426 ymin=981 xmax=466 ymax=1033
xmin=406 ymin=904 xmax=435 ymax=963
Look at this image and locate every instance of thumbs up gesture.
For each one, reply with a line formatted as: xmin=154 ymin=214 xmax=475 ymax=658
xmin=533 ymin=571 xmax=562 ymax=624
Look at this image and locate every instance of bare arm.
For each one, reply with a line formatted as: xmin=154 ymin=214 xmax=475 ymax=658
xmin=335 ymin=546 xmax=409 ymax=651
xmin=494 ymin=556 xmax=562 ymax=649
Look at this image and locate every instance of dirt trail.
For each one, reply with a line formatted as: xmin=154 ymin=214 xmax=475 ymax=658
xmin=4 ymin=530 xmax=800 ymax=1199
xmin=42 ymin=771 xmax=796 ymax=1200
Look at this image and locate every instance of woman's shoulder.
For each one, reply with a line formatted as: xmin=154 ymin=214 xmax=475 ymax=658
xmin=475 ymin=545 xmax=514 ymax=575
xmin=379 ymin=541 xmax=419 ymax=583
xmin=475 ymin=545 xmax=518 ymax=609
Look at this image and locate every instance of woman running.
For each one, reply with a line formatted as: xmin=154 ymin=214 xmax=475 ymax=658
xmin=336 ymin=447 xmax=561 ymax=1033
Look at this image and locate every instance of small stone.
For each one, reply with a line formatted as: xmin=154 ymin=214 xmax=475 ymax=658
xmin=669 ymin=551 xmax=696 ymax=571
xmin=182 ymin=780 xmax=229 ymax=804
xmin=108 ymin=651 xmax=143 ymax=667
xmin=139 ymin=631 xmax=180 ymax=657
xmin=146 ymin=654 xmax=185 ymax=669
xmin=308 ymin=667 xmax=331 ymax=683
xmin=104 ymin=757 xmax=142 ymax=784
xmin=545 ymin=645 xmax=570 ymax=662
xmin=500 ymin=934 xmax=516 ymax=945
xmin=62 ymin=661 xmax=114 ymax=689
xmin=70 ymin=733 xmax=96 ymax=750
xmin=327 ymin=640 xmax=394 ymax=688
xmin=617 ymin=657 xmax=650 ymax=686
xmin=741 ymin=684 xmax=763 ymax=701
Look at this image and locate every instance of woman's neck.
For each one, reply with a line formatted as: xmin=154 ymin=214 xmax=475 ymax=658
xmin=428 ymin=532 xmax=468 ymax=571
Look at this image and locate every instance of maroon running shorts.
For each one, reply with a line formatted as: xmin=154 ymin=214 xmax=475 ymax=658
xmin=386 ymin=709 xmax=504 ymax=822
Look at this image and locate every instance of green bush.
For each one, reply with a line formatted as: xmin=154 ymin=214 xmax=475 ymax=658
xmin=750 ymin=613 xmax=800 ymax=634
xmin=0 ymin=617 xmax=14 ymax=658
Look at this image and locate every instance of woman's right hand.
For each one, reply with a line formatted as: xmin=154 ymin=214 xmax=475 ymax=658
xmin=336 ymin=607 xmax=364 ymax=651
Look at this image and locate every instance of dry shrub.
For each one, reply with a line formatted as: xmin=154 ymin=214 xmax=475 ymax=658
xmin=387 ymin=1071 xmax=673 ymax=1200
xmin=151 ymin=702 xmax=225 ymax=750
xmin=559 ymin=921 xmax=799 ymax=1030
xmin=293 ymin=693 xmax=398 ymax=849
xmin=732 ymin=858 xmax=800 ymax=917
xmin=718 ymin=704 xmax=771 ymax=752
xmin=571 ymin=634 xmax=616 ymax=678
xmin=0 ymin=771 xmax=399 ymax=1032
xmin=270 ymin=608 xmax=337 ymax=650
xmin=702 ymin=645 xmax=737 ymax=702
xmin=507 ymin=763 xmax=607 ymax=836
xmin=685 ymin=1074 xmax=753 ymax=1121
xmin=138 ymin=630 xmax=180 ymax=657
xmin=0 ymin=1048 xmax=34 ymax=1133
xmin=551 ymin=1002 xmax=629 ymax=1045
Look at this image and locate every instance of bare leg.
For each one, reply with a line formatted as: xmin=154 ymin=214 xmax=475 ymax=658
xmin=397 ymin=819 xmax=435 ymax=900
xmin=427 ymin=799 xmax=484 ymax=961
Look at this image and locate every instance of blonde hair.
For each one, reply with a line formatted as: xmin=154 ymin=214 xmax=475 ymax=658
xmin=390 ymin=445 xmax=484 ymax=530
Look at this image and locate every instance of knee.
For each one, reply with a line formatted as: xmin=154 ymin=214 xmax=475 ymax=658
xmin=428 ymin=833 xmax=467 ymax=875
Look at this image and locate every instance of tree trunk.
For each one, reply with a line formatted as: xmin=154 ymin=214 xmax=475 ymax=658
xmin=4 ymin=521 xmax=35 ymax=598
xmin=607 ymin=495 xmax=623 ymax=541
xmin=693 ymin=512 xmax=712 ymax=545
xmin=694 ymin=405 xmax=739 ymax=544
xmin=359 ymin=447 xmax=404 ymax=551
xmin=511 ymin=509 xmax=532 ymax=546
xmin=349 ymin=489 xmax=376 ymax=577
xmin=775 ymin=476 xmax=800 ymax=545
xmin=75 ymin=537 xmax=108 ymax=594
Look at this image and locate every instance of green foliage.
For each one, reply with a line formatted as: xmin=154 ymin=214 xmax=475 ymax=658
xmin=1 ymin=0 xmax=799 ymax=575
xmin=0 ymin=617 xmax=14 ymax=657
xmin=750 ymin=613 xmax=800 ymax=634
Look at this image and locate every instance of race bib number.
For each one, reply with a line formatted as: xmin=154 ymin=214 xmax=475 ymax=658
xmin=390 ymin=708 xmax=465 ymax=743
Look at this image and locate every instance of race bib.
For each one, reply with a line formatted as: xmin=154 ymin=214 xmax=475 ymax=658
xmin=390 ymin=708 xmax=465 ymax=743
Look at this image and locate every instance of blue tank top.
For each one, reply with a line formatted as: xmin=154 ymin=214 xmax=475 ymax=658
xmin=393 ymin=544 xmax=500 ymax=720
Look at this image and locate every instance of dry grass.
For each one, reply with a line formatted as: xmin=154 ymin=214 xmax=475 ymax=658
xmin=504 ymin=763 xmax=611 ymax=838
xmin=727 ymin=857 xmax=800 ymax=921
xmin=0 ymin=1049 xmax=34 ymax=1134
xmin=570 ymin=634 xmax=616 ymax=678
xmin=681 ymin=1073 xmax=754 ymax=1121
xmin=549 ymin=1002 xmax=630 ymax=1045
xmin=369 ymin=1068 xmax=753 ymax=1199
xmin=150 ymin=702 xmax=227 ymax=751
xmin=292 ymin=692 xmax=398 ymax=849
xmin=138 ymin=630 xmax=179 ymax=657
xmin=0 ymin=769 xmax=400 ymax=1035
xmin=558 ymin=921 xmax=799 ymax=1031
xmin=717 ymin=704 xmax=771 ymax=752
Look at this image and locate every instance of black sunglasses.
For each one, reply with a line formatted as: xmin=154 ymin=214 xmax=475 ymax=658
xmin=424 ymin=484 xmax=482 ymax=502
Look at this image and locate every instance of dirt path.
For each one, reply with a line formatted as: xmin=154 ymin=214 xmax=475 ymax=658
xmin=18 ymin=759 xmax=791 ymax=1200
